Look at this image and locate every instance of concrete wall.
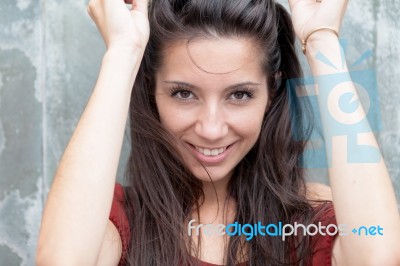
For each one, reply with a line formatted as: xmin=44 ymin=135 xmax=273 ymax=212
xmin=0 ymin=0 xmax=398 ymax=264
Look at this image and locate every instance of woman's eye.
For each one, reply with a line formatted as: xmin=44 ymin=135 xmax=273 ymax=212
xmin=178 ymin=90 xmax=192 ymax=99
xmin=233 ymin=92 xmax=246 ymax=99
xmin=230 ymin=90 xmax=253 ymax=101
xmin=170 ymin=89 xmax=195 ymax=100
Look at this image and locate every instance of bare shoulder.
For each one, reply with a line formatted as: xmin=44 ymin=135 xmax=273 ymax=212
xmin=96 ymin=220 xmax=122 ymax=266
xmin=305 ymin=182 xmax=333 ymax=204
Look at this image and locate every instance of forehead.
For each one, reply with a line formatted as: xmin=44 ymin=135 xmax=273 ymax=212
xmin=156 ymin=37 xmax=266 ymax=85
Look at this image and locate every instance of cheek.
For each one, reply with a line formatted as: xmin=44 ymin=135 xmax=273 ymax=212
xmin=239 ymin=117 xmax=264 ymax=141
xmin=157 ymin=103 xmax=194 ymax=135
xmin=231 ymin=103 xmax=266 ymax=129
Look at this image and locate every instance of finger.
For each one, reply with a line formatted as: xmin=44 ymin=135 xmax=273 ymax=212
xmin=131 ymin=0 xmax=149 ymax=15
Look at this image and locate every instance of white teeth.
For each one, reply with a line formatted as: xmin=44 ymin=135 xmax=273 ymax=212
xmin=211 ymin=149 xmax=219 ymax=156
xmin=194 ymin=146 xmax=227 ymax=156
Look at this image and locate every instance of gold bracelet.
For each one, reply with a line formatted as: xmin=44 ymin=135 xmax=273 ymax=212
xmin=301 ymin=27 xmax=339 ymax=54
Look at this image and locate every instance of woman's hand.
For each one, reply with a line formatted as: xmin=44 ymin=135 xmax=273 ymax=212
xmin=288 ymin=0 xmax=348 ymax=42
xmin=87 ymin=0 xmax=150 ymax=52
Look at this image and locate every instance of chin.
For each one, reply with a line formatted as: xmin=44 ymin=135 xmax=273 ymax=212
xmin=190 ymin=166 xmax=233 ymax=184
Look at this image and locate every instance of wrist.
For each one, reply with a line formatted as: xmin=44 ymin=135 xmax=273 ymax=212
xmin=302 ymin=28 xmax=339 ymax=55
xmin=98 ymin=47 xmax=144 ymax=94
xmin=304 ymin=31 xmax=340 ymax=60
xmin=307 ymin=30 xmax=339 ymax=46
xmin=101 ymin=47 xmax=145 ymax=77
xmin=104 ymin=46 xmax=145 ymax=63
xmin=304 ymin=32 xmax=347 ymax=75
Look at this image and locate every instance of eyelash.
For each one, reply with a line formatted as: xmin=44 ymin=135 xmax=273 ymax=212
xmin=168 ymin=85 xmax=255 ymax=103
xmin=169 ymin=85 xmax=195 ymax=102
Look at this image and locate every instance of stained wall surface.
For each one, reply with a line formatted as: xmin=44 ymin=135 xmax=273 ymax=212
xmin=0 ymin=0 xmax=399 ymax=264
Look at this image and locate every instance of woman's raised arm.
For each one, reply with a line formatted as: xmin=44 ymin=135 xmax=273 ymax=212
xmin=288 ymin=0 xmax=400 ymax=265
xmin=36 ymin=0 xmax=149 ymax=265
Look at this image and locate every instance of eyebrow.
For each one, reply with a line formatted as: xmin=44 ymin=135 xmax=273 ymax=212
xmin=163 ymin=81 xmax=261 ymax=90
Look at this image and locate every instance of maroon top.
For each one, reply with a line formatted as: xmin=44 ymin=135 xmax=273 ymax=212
xmin=109 ymin=183 xmax=337 ymax=266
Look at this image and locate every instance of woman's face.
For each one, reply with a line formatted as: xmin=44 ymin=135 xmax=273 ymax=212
xmin=155 ymin=37 xmax=269 ymax=183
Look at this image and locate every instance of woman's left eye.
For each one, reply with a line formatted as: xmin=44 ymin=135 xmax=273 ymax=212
xmin=229 ymin=90 xmax=254 ymax=101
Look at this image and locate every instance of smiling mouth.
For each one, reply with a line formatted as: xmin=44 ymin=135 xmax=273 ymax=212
xmin=187 ymin=143 xmax=233 ymax=157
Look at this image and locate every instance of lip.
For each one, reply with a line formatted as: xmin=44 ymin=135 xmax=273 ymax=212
xmin=185 ymin=141 xmax=236 ymax=165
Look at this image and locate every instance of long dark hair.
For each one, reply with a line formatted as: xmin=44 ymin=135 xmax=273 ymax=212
xmin=123 ymin=0 xmax=330 ymax=265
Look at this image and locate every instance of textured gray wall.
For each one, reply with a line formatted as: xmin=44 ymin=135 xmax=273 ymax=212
xmin=0 ymin=0 xmax=399 ymax=264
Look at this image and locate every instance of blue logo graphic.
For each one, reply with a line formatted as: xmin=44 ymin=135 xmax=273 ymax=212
xmin=288 ymin=39 xmax=382 ymax=168
xmin=351 ymin=225 xmax=384 ymax=236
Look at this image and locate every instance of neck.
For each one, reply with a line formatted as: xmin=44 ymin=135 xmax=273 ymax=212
xmin=192 ymin=177 xmax=236 ymax=224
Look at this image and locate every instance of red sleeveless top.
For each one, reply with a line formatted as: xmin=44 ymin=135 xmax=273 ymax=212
xmin=109 ymin=183 xmax=337 ymax=266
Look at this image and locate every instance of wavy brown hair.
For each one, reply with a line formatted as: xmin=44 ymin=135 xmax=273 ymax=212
xmin=123 ymin=0 xmax=331 ymax=265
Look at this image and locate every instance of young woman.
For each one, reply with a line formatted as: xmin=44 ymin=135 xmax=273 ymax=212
xmin=36 ymin=0 xmax=400 ymax=265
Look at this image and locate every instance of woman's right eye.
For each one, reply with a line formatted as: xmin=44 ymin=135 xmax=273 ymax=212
xmin=170 ymin=88 xmax=195 ymax=101
xmin=176 ymin=90 xmax=192 ymax=99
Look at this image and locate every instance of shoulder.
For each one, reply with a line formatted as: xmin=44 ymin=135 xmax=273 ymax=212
xmin=113 ymin=182 xmax=126 ymax=200
xmin=109 ymin=182 xmax=131 ymax=265
xmin=97 ymin=183 xmax=128 ymax=266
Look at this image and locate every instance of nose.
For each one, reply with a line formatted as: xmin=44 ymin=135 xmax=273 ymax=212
xmin=194 ymin=102 xmax=229 ymax=142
